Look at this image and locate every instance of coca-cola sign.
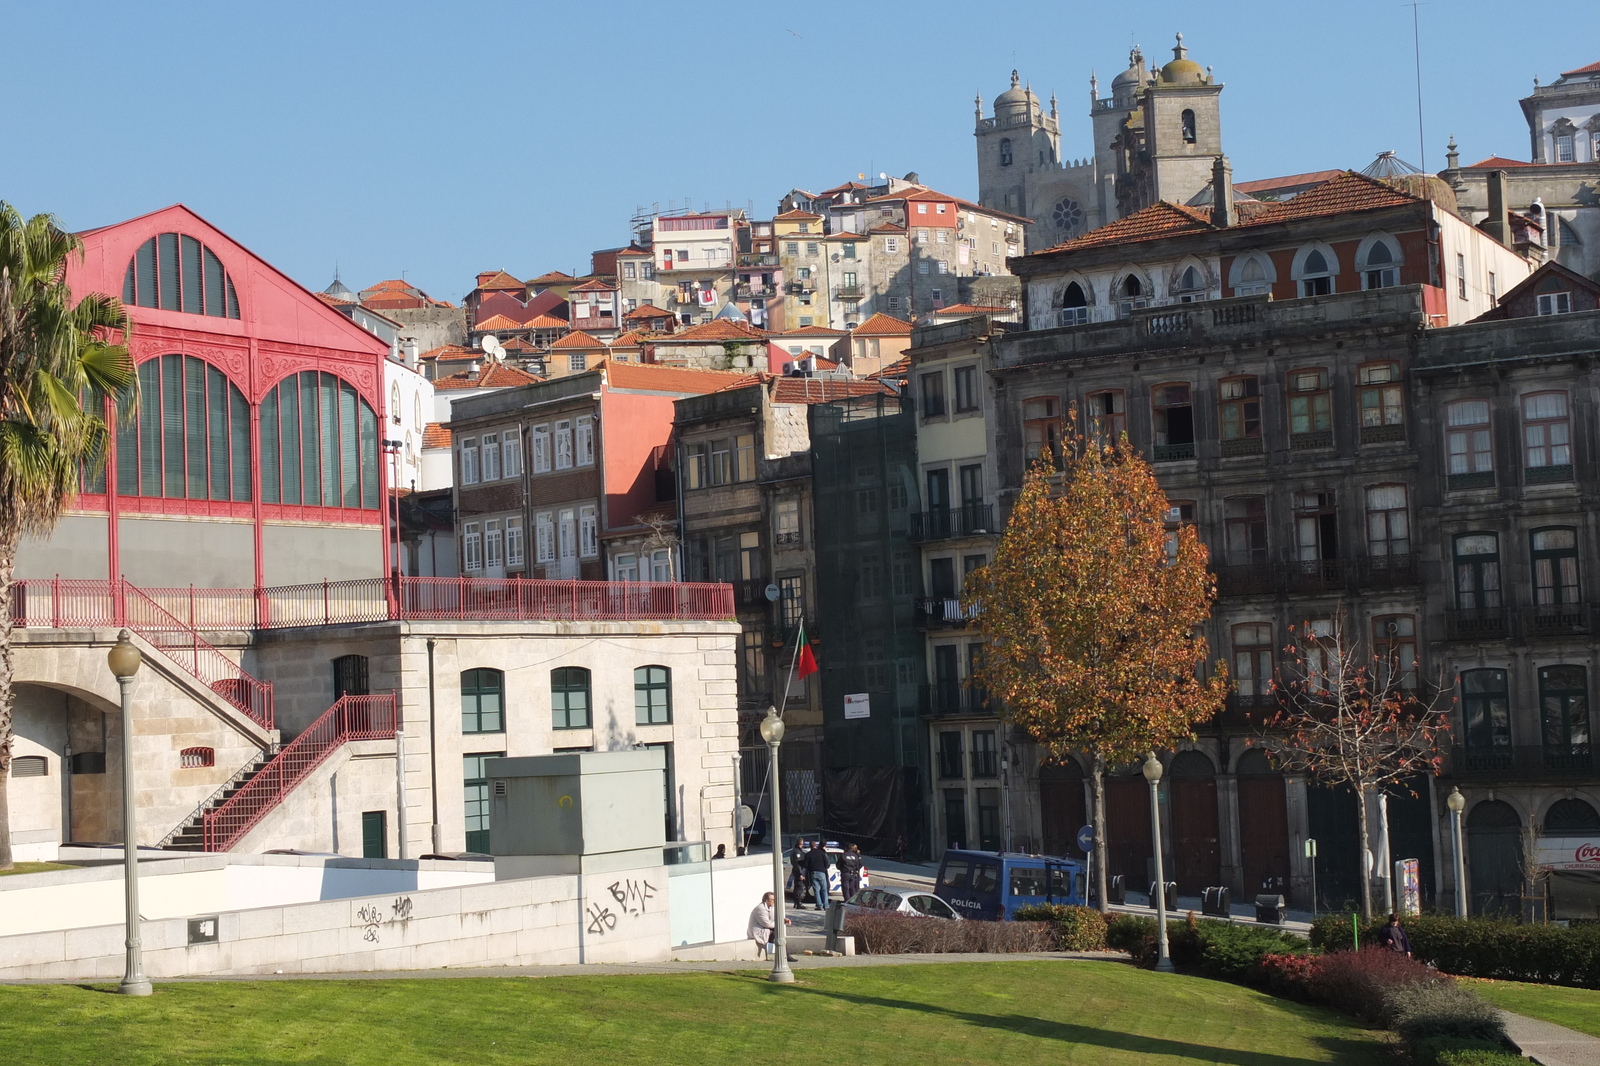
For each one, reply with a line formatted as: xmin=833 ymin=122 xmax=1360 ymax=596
xmin=1576 ymin=843 xmax=1600 ymax=863
xmin=1536 ymin=837 xmax=1600 ymax=870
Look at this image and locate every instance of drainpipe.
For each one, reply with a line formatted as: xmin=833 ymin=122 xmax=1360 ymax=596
xmin=395 ymin=685 xmax=408 ymax=861
xmin=426 ymin=637 xmax=441 ymax=855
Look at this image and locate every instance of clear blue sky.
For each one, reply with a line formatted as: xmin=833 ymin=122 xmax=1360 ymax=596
xmin=4 ymin=1 xmax=1594 ymax=305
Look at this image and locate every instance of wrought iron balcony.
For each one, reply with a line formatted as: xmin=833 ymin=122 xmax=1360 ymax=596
xmin=1521 ymin=602 xmax=1594 ymax=638
xmin=1358 ymin=554 xmax=1418 ymax=588
xmin=1445 ymin=607 xmax=1510 ymax=641
xmin=921 ymin=681 xmax=995 ymax=718
xmin=916 ymin=597 xmax=978 ymax=629
xmin=1216 ymin=692 xmax=1280 ymax=729
xmin=1152 ymin=442 xmax=1195 ymax=462
xmin=1360 ymin=422 xmax=1407 ymax=445
xmin=1287 ymin=558 xmax=1345 ymax=594
xmin=909 ymin=502 xmax=996 ymax=542
xmin=1216 ymin=562 xmax=1275 ymax=597
xmin=1220 ymin=435 xmax=1265 ymax=458
xmin=1448 ymin=744 xmax=1594 ymax=779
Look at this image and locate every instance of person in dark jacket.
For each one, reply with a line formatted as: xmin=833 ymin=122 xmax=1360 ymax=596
xmin=839 ymin=843 xmax=864 ymax=902
xmin=805 ymin=841 xmax=832 ymax=910
xmin=1376 ymin=913 xmax=1412 ymax=956
xmin=789 ymin=840 xmax=809 ymax=906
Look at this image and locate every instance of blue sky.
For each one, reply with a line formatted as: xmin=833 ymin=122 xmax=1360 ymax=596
xmin=3 ymin=1 xmax=1595 ymax=304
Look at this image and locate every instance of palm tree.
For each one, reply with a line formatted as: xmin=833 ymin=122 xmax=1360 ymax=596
xmin=0 ymin=203 xmax=135 ymax=869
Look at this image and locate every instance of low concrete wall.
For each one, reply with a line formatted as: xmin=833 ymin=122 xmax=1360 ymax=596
xmin=0 ymin=853 xmax=493 ymax=937
xmin=708 ymin=854 xmax=775 ymax=945
xmin=0 ymin=862 xmax=670 ymax=980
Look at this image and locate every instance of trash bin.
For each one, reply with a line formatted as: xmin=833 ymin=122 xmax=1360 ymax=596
xmin=825 ymin=901 xmax=847 ymax=952
xmin=1255 ymin=894 xmax=1286 ymax=924
xmin=1201 ymin=886 xmax=1231 ymax=917
xmin=1108 ymin=874 xmax=1126 ymax=905
xmin=1148 ymin=881 xmax=1178 ymax=911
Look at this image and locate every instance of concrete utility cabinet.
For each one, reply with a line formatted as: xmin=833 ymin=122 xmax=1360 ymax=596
xmin=487 ymin=750 xmax=666 ymax=878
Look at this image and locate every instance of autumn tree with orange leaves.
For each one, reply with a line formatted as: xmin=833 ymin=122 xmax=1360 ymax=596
xmin=1255 ymin=612 xmax=1450 ymax=919
xmin=966 ymin=423 xmax=1226 ymax=910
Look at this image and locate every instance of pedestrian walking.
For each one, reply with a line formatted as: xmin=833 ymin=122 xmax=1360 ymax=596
xmin=746 ymin=892 xmax=791 ymax=960
xmin=1377 ymin=913 xmax=1412 ymax=957
xmin=805 ymin=839 xmax=832 ymax=910
xmin=789 ymin=839 xmax=809 ymax=906
xmin=839 ymin=842 xmax=864 ymax=901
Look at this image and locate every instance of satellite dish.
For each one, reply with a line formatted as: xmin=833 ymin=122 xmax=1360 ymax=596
xmin=479 ymin=334 xmax=499 ymax=353
xmin=738 ymin=804 xmax=756 ymax=829
xmin=878 ymin=172 xmax=887 ymax=180
xmin=764 ymin=583 xmax=780 ymax=602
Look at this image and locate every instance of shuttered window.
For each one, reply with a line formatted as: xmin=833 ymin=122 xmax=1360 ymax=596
xmin=259 ymin=372 xmax=380 ymax=509
xmin=116 ymin=355 xmax=251 ymax=501
xmin=122 ymin=233 xmax=241 ymax=318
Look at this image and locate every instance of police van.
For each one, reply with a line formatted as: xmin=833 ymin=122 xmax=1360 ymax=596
xmin=934 ymin=849 xmax=1087 ymax=920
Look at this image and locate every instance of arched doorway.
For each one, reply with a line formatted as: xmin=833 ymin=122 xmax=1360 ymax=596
xmin=1169 ymin=750 xmax=1220 ymax=892
xmin=11 ymin=682 xmax=122 ymax=850
xmin=1039 ymin=758 xmax=1086 ymax=857
xmin=1236 ymin=749 xmax=1291 ymax=895
xmin=1545 ymin=798 xmax=1600 ymax=835
xmin=1467 ymin=800 xmax=1523 ymax=916
xmin=1105 ymin=768 xmax=1153 ymax=890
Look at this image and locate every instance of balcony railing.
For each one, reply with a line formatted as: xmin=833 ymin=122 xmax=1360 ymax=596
xmin=1445 ymin=607 xmax=1510 ymax=641
xmin=1359 ymin=554 xmax=1418 ymax=588
xmin=1287 ymin=558 xmax=1344 ymax=593
xmin=909 ymin=502 xmax=996 ymax=542
xmin=1521 ymin=602 xmax=1593 ymax=638
xmin=921 ymin=681 xmax=995 ymax=717
xmin=1220 ymin=435 xmax=1265 ymax=457
xmin=836 ymin=285 xmax=863 ymax=298
xmin=1448 ymin=744 xmax=1594 ymax=779
xmin=1152 ymin=441 xmax=1195 ymax=462
xmin=1216 ymin=692 xmax=1280 ymax=729
xmin=916 ymin=597 xmax=978 ymax=629
xmin=1216 ymin=562 xmax=1274 ymax=597
xmin=1360 ymin=422 xmax=1407 ymax=446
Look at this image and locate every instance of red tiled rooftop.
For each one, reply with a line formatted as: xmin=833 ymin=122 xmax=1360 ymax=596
xmin=779 ymin=324 xmax=847 ymax=337
xmin=1561 ymin=60 xmax=1600 ymax=76
xmin=569 ymin=278 xmax=616 ymax=293
xmin=550 ymin=330 xmax=606 ymax=350
xmin=600 ymin=360 xmax=759 ymax=396
xmin=852 ymin=312 xmax=913 ymax=336
xmin=528 ymin=270 xmax=575 ymax=284
xmin=474 ymin=270 xmax=524 ymax=291
xmin=867 ymin=222 xmax=907 ymax=234
xmin=473 ymin=313 xmax=523 ymax=332
xmin=624 ymin=304 xmax=675 ymax=319
xmin=1464 ymin=155 xmax=1537 ymax=168
xmin=665 ymin=319 xmax=770 ymax=343
xmin=434 ymin=363 xmax=542 ymax=391
xmin=770 ymin=378 xmax=894 ymax=404
xmin=523 ymin=313 xmax=569 ymax=330
xmin=1233 ymin=169 xmax=1346 ymax=194
xmin=420 ymin=344 xmax=480 ymax=363
xmin=936 ymin=303 xmax=1012 ymax=315
xmin=869 ymin=356 xmax=911 ymax=382
xmin=421 ymin=423 xmax=452 ymax=449
xmin=775 ymin=209 xmax=823 ymax=220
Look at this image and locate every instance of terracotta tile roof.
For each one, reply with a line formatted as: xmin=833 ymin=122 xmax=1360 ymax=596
xmin=852 ymin=312 xmax=913 ymax=336
xmin=863 ymin=185 xmax=1033 ymax=224
xmin=474 ymin=270 xmax=524 ymax=291
xmin=1252 ymin=170 xmax=1417 ymax=221
xmin=611 ymin=328 xmax=662 ymax=347
xmin=624 ymin=304 xmax=675 ymax=319
xmin=366 ymin=279 xmax=414 ymax=293
xmin=421 ymin=423 xmax=452 ymax=448
xmin=550 ymin=330 xmax=606 ymax=350
xmin=869 ymin=356 xmax=911 ymax=382
xmin=524 ymin=313 xmax=569 ymax=330
xmin=1233 ymin=169 xmax=1346 ymax=194
xmin=616 ymin=245 xmax=652 ymax=257
xmin=599 ymin=360 xmax=759 ymax=395
xmin=500 ymin=336 xmax=539 ymax=351
xmin=665 ymin=319 xmax=769 ymax=343
xmin=819 ymin=181 xmax=868 ymax=195
xmin=1036 ymin=201 xmax=1213 ymax=253
xmin=473 ymin=313 xmax=524 ymax=332
xmin=770 ymin=378 xmax=894 ymax=404
xmin=362 ymin=294 xmax=428 ymax=310
xmin=1562 ymin=60 xmax=1600 ymax=76
xmin=420 ymin=344 xmax=480 ymax=363
xmin=826 ymin=232 xmax=867 ymax=241
xmin=569 ymin=278 xmax=616 ymax=293
xmin=1464 ymin=155 xmax=1537 ymax=168
xmin=778 ymin=324 xmax=847 ymax=337
xmin=935 ymin=303 xmax=1013 ymax=315
xmin=434 ymin=363 xmax=542 ymax=391
xmin=868 ymin=222 xmax=907 ymax=234
xmin=314 ymin=292 xmax=350 ymax=307
xmin=774 ymin=209 xmax=823 ymax=220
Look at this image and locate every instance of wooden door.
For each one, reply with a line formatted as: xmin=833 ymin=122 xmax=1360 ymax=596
xmin=1171 ymin=776 xmax=1221 ymax=892
xmin=1105 ymin=776 xmax=1153 ymax=888
xmin=1039 ymin=762 xmax=1086 ymax=857
xmin=1238 ymin=774 xmax=1290 ymax=893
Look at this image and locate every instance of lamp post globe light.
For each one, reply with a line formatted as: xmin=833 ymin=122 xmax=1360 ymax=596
xmin=1446 ymin=786 xmax=1468 ymax=918
xmin=759 ymin=707 xmax=794 ymax=984
xmin=108 ymin=629 xmax=152 ymax=996
xmin=1142 ymin=752 xmax=1174 ymax=973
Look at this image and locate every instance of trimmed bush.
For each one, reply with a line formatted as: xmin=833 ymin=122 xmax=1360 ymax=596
xmin=1257 ymin=952 xmax=1320 ymax=1000
xmin=1412 ymin=1037 xmax=1526 ymax=1066
xmin=1312 ymin=913 xmax=1600 ymax=988
xmin=1385 ymin=979 xmax=1508 ymax=1046
xmin=1105 ymin=913 xmax=1157 ymax=954
xmin=1307 ymin=947 xmax=1442 ymax=1024
xmin=1012 ymin=904 xmax=1109 ymax=951
xmin=1309 ymin=912 xmax=1379 ymax=952
xmin=844 ymin=912 xmax=1055 ymax=955
xmin=1193 ymin=921 xmax=1310 ymax=981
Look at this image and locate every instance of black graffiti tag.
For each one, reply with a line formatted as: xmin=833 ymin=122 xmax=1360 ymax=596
xmin=607 ymin=879 xmax=658 ymax=916
xmin=586 ymin=902 xmax=618 ymax=935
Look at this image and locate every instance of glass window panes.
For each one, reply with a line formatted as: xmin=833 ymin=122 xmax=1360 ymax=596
xmin=1365 ymin=485 xmax=1410 ymax=557
xmin=1232 ymin=623 xmax=1274 ymax=697
xmin=552 ymin=667 xmax=591 ymax=729
xmin=1359 ymin=362 xmax=1403 ymax=428
xmin=1453 ymin=534 xmax=1501 ymax=610
xmin=1522 ymin=392 xmax=1570 ymax=470
xmin=118 ymin=355 xmax=254 ymax=504
xmin=1460 ymin=669 xmax=1510 ymax=749
xmin=1446 ymin=401 xmax=1493 ymax=475
xmin=1539 ymin=666 xmax=1590 ymax=754
xmin=461 ymin=668 xmax=505 ymax=734
xmin=634 ymin=665 xmax=671 ymax=725
xmin=1288 ymin=369 xmax=1331 ymax=435
xmin=122 ymin=233 xmax=240 ymax=318
xmin=463 ymin=751 xmax=503 ymax=854
xmin=1218 ymin=377 xmax=1261 ymax=439
xmin=1531 ymin=527 xmax=1580 ymax=605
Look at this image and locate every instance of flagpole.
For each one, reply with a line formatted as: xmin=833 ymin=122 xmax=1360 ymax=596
xmin=777 ymin=621 xmax=804 ymax=712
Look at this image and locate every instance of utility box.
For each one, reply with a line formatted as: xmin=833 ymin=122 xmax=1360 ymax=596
xmin=486 ymin=749 xmax=666 ymax=878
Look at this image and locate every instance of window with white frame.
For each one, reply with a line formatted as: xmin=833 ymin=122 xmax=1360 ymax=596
xmin=918 ymin=260 xmax=930 ymax=275
xmin=579 ymin=504 xmax=598 ymax=558
xmin=502 ymin=428 xmax=522 ymax=477
xmin=484 ymin=519 xmax=503 ymax=568
xmin=1445 ymin=400 xmax=1494 ymax=483
xmin=887 ymin=296 xmax=901 ymax=309
xmin=554 ymin=420 xmax=573 ymax=469
xmin=613 ymin=552 xmax=639 ymax=581
xmin=481 ymin=433 xmax=500 ymax=481
xmin=505 ymin=516 xmax=524 ymax=567
xmin=557 ymin=508 xmax=576 ymax=560
xmin=1522 ymin=391 xmax=1572 ymax=474
xmin=460 ymin=440 xmax=479 ymax=484
xmin=1556 ymin=134 xmax=1575 ymax=162
xmin=650 ymin=549 xmax=672 ymax=581
xmin=536 ymin=512 xmax=555 ymax=563
xmin=937 ymin=260 xmax=949 ymax=274
xmin=463 ymin=522 xmax=483 ymax=571
xmin=1456 ymin=253 xmax=1467 ymax=299
xmin=568 ymin=354 xmax=587 ymax=372
xmin=1234 ymin=255 xmax=1270 ymax=296
xmin=1362 ymin=240 xmax=1399 ymax=289
xmin=575 ymin=414 xmax=595 ymax=466
xmin=532 ymin=424 xmax=551 ymax=473
xmin=884 ymin=237 xmax=899 ymax=253
xmin=1297 ymin=248 xmax=1333 ymax=297
xmin=1537 ymin=290 xmax=1572 ymax=315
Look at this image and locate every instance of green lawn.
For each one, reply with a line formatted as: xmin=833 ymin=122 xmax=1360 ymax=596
xmin=1465 ymin=977 xmax=1600 ymax=1038
xmin=0 ymin=961 xmax=1388 ymax=1065
xmin=0 ymin=861 xmax=70 ymax=877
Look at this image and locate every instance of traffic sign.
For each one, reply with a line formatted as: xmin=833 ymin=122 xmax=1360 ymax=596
xmin=1076 ymin=824 xmax=1095 ymax=854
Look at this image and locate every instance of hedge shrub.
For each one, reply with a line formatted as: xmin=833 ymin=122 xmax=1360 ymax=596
xmin=1011 ymin=904 xmax=1109 ymax=951
xmin=1310 ymin=913 xmax=1600 ymax=988
xmin=844 ymin=912 xmax=1055 ymax=954
xmin=1307 ymin=947 xmax=1442 ymax=1024
xmin=1105 ymin=913 xmax=1157 ymax=954
xmin=1384 ymin=980 xmax=1508 ymax=1046
xmin=1412 ymin=1037 xmax=1526 ymax=1066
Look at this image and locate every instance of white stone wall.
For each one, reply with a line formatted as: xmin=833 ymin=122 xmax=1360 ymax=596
xmin=0 ymin=863 xmax=671 ymax=979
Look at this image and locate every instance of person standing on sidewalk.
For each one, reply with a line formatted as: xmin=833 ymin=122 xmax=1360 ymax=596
xmin=805 ymin=840 xmax=832 ymax=910
xmin=789 ymin=839 xmax=809 ymax=906
xmin=839 ymin=843 xmax=863 ymax=902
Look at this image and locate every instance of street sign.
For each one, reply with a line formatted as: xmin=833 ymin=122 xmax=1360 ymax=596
xmin=1076 ymin=824 xmax=1095 ymax=854
xmin=1304 ymin=838 xmax=1318 ymax=859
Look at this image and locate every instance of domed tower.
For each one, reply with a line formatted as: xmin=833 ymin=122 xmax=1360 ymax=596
xmin=1135 ymin=33 xmax=1225 ymax=211
xmin=1091 ymin=47 xmax=1151 ymax=220
xmin=975 ymin=69 xmax=1062 ymax=221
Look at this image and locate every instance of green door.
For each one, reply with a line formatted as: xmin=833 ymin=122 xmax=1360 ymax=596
xmin=362 ymin=810 xmax=387 ymax=859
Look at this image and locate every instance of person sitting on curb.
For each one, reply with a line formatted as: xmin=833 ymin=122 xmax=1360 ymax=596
xmin=747 ymin=892 xmax=793 ymax=960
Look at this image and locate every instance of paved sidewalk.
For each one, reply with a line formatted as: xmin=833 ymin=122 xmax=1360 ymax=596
xmin=1498 ymin=1009 xmax=1600 ymax=1066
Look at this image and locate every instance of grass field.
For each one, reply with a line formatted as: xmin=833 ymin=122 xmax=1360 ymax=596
xmin=1465 ymin=977 xmax=1600 ymax=1038
xmin=0 ymin=862 xmax=70 ymax=877
xmin=0 ymin=961 xmax=1388 ymax=1065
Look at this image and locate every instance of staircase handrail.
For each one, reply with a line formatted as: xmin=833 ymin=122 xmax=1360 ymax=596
xmin=118 ymin=581 xmax=275 ymax=729
xmin=201 ymin=693 xmax=397 ymax=852
xmin=155 ymin=745 xmax=279 ymax=848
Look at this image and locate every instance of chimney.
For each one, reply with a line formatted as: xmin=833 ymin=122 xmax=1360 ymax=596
xmin=1211 ymin=156 xmax=1234 ymax=228
xmin=402 ymin=338 xmax=419 ymax=370
xmin=1484 ymin=170 xmax=1511 ymax=245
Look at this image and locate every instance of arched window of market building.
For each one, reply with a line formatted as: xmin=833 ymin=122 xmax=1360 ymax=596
xmin=259 ymin=371 xmax=381 ymax=510
xmin=115 ymin=354 xmax=252 ymax=502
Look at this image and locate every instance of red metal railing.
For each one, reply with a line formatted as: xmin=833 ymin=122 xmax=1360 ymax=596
xmin=13 ymin=578 xmax=273 ymax=730
xmin=15 ymin=575 xmax=735 ymax=630
xmin=202 ymin=694 xmax=397 ymax=851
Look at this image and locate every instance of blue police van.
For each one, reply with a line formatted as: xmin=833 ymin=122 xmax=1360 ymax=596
xmin=934 ymin=849 xmax=1087 ymax=920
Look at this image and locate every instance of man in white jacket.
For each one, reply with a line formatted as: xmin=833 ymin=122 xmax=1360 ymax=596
xmin=747 ymin=892 xmax=791 ymax=959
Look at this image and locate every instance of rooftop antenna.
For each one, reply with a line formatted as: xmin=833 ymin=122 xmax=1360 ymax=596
xmin=1410 ymin=1 xmax=1428 ymax=170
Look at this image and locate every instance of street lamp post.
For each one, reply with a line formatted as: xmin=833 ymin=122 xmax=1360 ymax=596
xmin=1447 ymin=786 xmax=1468 ymax=918
xmin=108 ymin=630 xmax=151 ymax=996
xmin=759 ymin=707 xmax=794 ymax=984
xmin=1143 ymin=752 xmax=1173 ymax=973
